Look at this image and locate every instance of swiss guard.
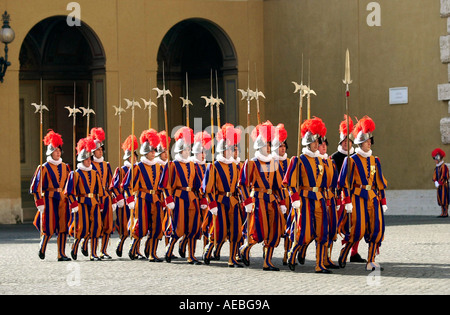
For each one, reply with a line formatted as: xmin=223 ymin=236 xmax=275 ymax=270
xmin=432 ymin=148 xmax=449 ymax=217
xmin=30 ymin=130 xmax=71 ymax=261
xmin=337 ymin=116 xmax=388 ymax=271
xmin=65 ymin=136 xmax=105 ymax=261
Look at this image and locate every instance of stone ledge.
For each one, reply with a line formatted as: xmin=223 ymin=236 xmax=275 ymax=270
xmin=442 ymin=0 xmax=450 ymax=18
xmin=440 ymin=35 xmax=450 ymax=63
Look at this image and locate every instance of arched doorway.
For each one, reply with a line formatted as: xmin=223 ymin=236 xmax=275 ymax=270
xmin=156 ymin=18 xmax=238 ymax=137
xmin=19 ymin=16 xmax=106 ymax=220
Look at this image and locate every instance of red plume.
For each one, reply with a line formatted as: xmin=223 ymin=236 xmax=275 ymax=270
xmin=339 ymin=115 xmax=354 ymax=135
xmin=218 ymin=124 xmax=241 ymax=145
xmin=140 ymin=129 xmax=160 ymax=147
xmin=90 ymin=127 xmax=105 ymax=142
xmin=432 ymin=148 xmax=446 ymax=159
xmin=122 ymin=135 xmax=138 ymax=152
xmin=43 ymin=129 xmax=63 ymax=148
xmin=194 ymin=131 xmax=212 ymax=150
xmin=353 ymin=116 xmax=376 ymax=138
xmin=275 ymin=123 xmax=288 ymax=143
xmin=302 ymin=117 xmax=326 ymax=138
xmin=252 ymin=120 xmax=274 ymax=142
xmin=158 ymin=131 xmax=171 ymax=149
xmin=174 ymin=127 xmax=194 ymax=145
xmin=76 ymin=136 xmax=96 ymax=154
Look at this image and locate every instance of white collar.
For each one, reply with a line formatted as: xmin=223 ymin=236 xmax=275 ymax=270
xmin=93 ymin=156 xmax=104 ymax=163
xmin=338 ymin=145 xmax=355 ymax=155
xmin=356 ymin=147 xmax=373 ymax=158
xmin=141 ymin=156 xmax=157 ymax=166
xmin=255 ymin=151 xmax=273 ymax=163
xmin=77 ymin=163 xmax=92 ymax=172
xmin=233 ymin=156 xmax=241 ymax=164
xmin=302 ymin=147 xmax=320 ymax=158
xmin=436 ymin=161 xmax=444 ymax=167
xmin=124 ymin=160 xmax=132 ymax=168
xmin=175 ymin=153 xmax=191 ymax=164
xmin=190 ymin=156 xmax=206 ymax=165
xmin=216 ymin=153 xmax=234 ymax=164
xmin=155 ymin=157 xmax=167 ymax=165
xmin=318 ymin=153 xmax=329 ymax=159
xmin=271 ymin=152 xmax=287 ymax=161
xmin=47 ymin=156 xmax=62 ymax=166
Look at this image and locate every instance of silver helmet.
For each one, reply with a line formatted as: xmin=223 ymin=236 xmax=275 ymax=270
xmin=140 ymin=141 xmax=156 ymax=155
xmin=216 ymin=139 xmax=233 ymax=153
xmin=301 ymin=131 xmax=320 ymax=146
xmin=46 ymin=144 xmax=58 ymax=156
xmin=77 ymin=149 xmax=92 ymax=162
xmin=191 ymin=141 xmax=203 ymax=154
xmin=253 ymin=134 xmax=268 ymax=150
xmin=339 ymin=132 xmax=355 ymax=145
xmin=354 ymin=131 xmax=373 ymax=145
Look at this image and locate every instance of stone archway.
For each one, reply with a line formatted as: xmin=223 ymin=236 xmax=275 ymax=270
xmin=19 ymin=16 xmax=106 ymax=220
xmin=156 ymin=18 xmax=238 ymax=135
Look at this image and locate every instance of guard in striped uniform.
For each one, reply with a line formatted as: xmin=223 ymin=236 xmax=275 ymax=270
xmin=337 ymin=116 xmax=388 ymax=271
xmin=318 ymin=132 xmax=339 ymax=269
xmin=159 ymin=127 xmax=203 ymax=265
xmin=90 ymin=128 xmax=116 ymax=259
xmin=332 ymin=116 xmax=366 ymax=264
xmin=432 ymin=148 xmax=449 ymax=217
xmin=203 ymin=124 xmax=244 ymax=267
xmin=30 ymin=130 xmax=71 ymax=261
xmin=178 ymin=131 xmax=212 ymax=258
xmin=239 ymin=121 xmax=287 ymax=271
xmin=123 ymin=129 xmax=165 ymax=262
xmin=110 ymin=135 xmax=138 ymax=257
xmin=271 ymin=123 xmax=291 ymax=266
xmin=65 ymin=137 xmax=105 ymax=261
xmin=283 ymin=117 xmax=331 ymax=273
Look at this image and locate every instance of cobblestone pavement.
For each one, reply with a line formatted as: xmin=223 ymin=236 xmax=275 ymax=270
xmin=1 ymin=216 xmax=450 ymax=296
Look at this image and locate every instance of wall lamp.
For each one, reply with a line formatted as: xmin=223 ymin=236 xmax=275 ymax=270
xmin=0 ymin=11 xmax=15 ymax=83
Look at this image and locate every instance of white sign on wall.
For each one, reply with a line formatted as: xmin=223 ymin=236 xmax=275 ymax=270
xmin=389 ymin=87 xmax=408 ymax=105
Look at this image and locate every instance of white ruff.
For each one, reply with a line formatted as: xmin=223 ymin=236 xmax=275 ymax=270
xmin=175 ymin=153 xmax=191 ymax=164
xmin=233 ymin=157 xmax=241 ymax=164
xmin=255 ymin=151 xmax=272 ymax=162
xmin=93 ymin=156 xmax=104 ymax=163
xmin=302 ymin=147 xmax=320 ymax=158
xmin=155 ymin=157 xmax=167 ymax=165
xmin=190 ymin=156 xmax=206 ymax=165
xmin=318 ymin=153 xmax=329 ymax=159
xmin=216 ymin=153 xmax=234 ymax=164
xmin=47 ymin=156 xmax=62 ymax=166
xmin=436 ymin=161 xmax=444 ymax=167
xmin=124 ymin=160 xmax=132 ymax=168
xmin=141 ymin=156 xmax=157 ymax=166
xmin=271 ymin=152 xmax=287 ymax=161
xmin=355 ymin=147 xmax=372 ymax=158
xmin=337 ymin=145 xmax=355 ymax=155
xmin=77 ymin=163 xmax=92 ymax=171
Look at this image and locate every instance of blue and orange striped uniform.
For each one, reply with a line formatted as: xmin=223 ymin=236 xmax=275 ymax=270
xmin=64 ymin=167 xmax=105 ymax=259
xmin=433 ymin=162 xmax=449 ymax=216
xmin=92 ymin=159 xmax=114 ymax=256
xmin=274 ymin=156 xmax=291 ymax=264
xmin=122 ymin=160 xmax=164 ymax=260
xmin=239 ymin=157 xmax=286 ymax=269
xmin=282 ymin=154 xmax=329 ymax=272
xmin=110 ymin=164 xmax=131 ymax=250
xmin=337 ymin=153 xmax=388 ymax=265
xmin=159 ymin=159 xmax=202 ymax=263
xmin=30 ymin=162 xmax=71 ymax=259
xmin=202 ymin=160 xmax=243 ymax=266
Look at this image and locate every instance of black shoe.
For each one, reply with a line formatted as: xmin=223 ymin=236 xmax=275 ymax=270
xmin=128 ymin=249 xmax=135 ymax=260
xmin=241 ymin=254 xmax=250 ymax=266
xmin=203 ymin=254 xmax=211 ymax=265
xmin=90 ymin=256 xmax=101 ymax=261
xmin=178 ymin=248 xmax=186 ymax=259
xmin=315 ymin=268 xmax=332 ymax=274
xmin=288 ymin=262 xmax=296 ymax=271
xmin=298 ymin=255 xmax=305 ymax=265
xmin=263 ymin=265 xmax=280 ymax=271
xmin=71 ymin=249 xmax=77 ymax=261
xmin=38 ymin=250 xmax=45 ymax=260
xmin=116 ymin=247 xmax=122 ymax=257
xmin=188 ymin=260 xmax=202 ymax=265
xmin=149 ymin=257 xmax=163 ymax=262
xmin=100 ymin=253 xmax=112 ymax=260
xmin=165 ymin=253 xmax=172 ymax=263
xmin=213 ymin=251 xmax=220 ymax=261
xmin=137 ymin=253 xmax=146 ymax=260
xmin=338 ymin=256 xmax=346 ymax=268
xmin=350 ymin=253 xmax=367 ymax=263
xmin=58 ymin=256 xmax=72 ymax=262
xmin=228 ymin=263 xmax=244 ymax=268
xmin=81 ymin=247 xmax=89 ymax=257
xmin=325 ymin=263 xmax=340 ymax=269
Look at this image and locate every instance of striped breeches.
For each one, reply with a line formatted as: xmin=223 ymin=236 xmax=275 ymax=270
xmin=130 ymin=198 xmax=163 ymax=240
xmin=291 ymin=197 xmax=329 ymax=246
xmin=170 ymin=195 xmax=201 ymax=240
xmin=248 ymin=198 xmax=283 ymax=248
xmin=70 ymin=203 xmax=102 ymax=240
xmin=115 ymin=205 xmax=131 ymax=238
xmin=33 ymin=197 xmax=70 ymax=236
xmin=100 ymin=195 xmax=114 ymax=235
xmin=211 ymin=202 xmax=243 ymax=245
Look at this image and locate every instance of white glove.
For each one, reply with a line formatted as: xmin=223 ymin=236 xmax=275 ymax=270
xmin=37 ymin=205 xmax=45 ymax=213
xmin=382 ymin=205 xmax=388 ymax=213
xmin=112 ymin=203 xmax=117 ymax=212
xmin=336 ymin=205 xmax=341 ymax=211
xmin=292 ymin=200 xmax=301 ymax=209
xmin=435 ymin=181 xmax=440 ymax=188
xmin=201 ymin=204 xmax=208 ymax=210
xmin=71 ymin=206 xmax=79 ymax=213
xmin=245 ymin=203 xmax=254 ymax=213
xmin=345 ymin=203 xmax=353 ymax=214
xmin=280 ymin=205 xmax=287 ymax=214
xmin=128 ymin=201 xmax=135 ymax=210
xmin=209 ymin=207 xmax=218 ymax=216
xmin=117 ymin=199 xmax=125 ymax=208
xmin=166 ymin=201 xmax=175 ymax=210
